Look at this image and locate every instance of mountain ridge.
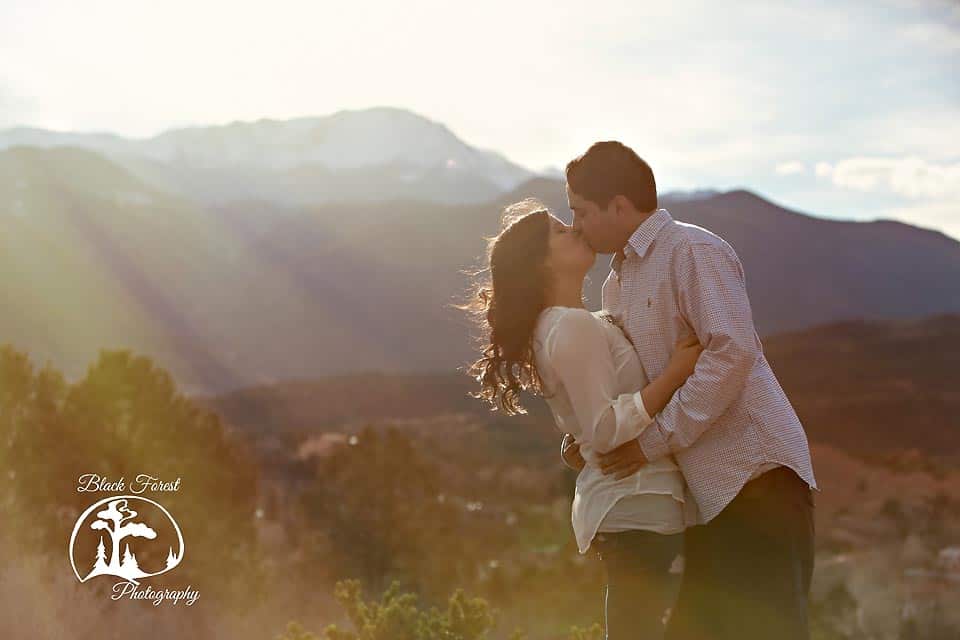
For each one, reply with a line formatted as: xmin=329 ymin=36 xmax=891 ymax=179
xmin=0 ymin=107 xmax=536 ymax=205
xmin=1 ymin=143 xmax=958 ymax=394
xmin=194 ymin=313 xmax=960 ymax=466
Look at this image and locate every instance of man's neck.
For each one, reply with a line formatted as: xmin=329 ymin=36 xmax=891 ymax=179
xmin=618 ymin=208 xmax=658 ymax=255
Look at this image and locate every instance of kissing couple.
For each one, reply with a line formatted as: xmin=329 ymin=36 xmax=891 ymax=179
xmin=463 ymin=141 xmax=818 ymax=639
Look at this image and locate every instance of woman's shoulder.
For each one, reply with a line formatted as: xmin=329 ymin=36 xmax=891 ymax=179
xmin=536 ymin=306 xmax=600 ymax=333
xmin=542 ymin=305 xmax=599 ymax=319
xmin=535 ymin=306 xmax=608 ymax=349
xmin=540 ymin=307 xmax=625 ymax=333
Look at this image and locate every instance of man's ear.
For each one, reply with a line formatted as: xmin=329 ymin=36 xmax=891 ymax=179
xmin=612 ymin=194 xmax=630 ymax=218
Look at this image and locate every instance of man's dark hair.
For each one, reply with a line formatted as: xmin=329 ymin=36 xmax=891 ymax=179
xmin=565 ymin=141 xmax=657 ymax=212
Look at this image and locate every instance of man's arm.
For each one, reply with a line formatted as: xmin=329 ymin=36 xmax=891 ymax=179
xmin=635 ymin=239 xmax=761 ymax=463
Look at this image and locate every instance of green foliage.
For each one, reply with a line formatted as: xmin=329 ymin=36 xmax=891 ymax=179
xmin=276 ymin=622 xmax=320 ymax=640
xmin=277 ymin=579 xmax=606 ymax=640
xmin=0 ymin=344 xmax=266 ymax=607
xmin=296 ymin=421 xmax=605 ymax=634
xmin=277 ymin=578 xmax=497 ymax=640
xmin=565 ymin=622 xmax=603 ymax=640
xmin=898 ymin=602 xmax=960 ymax=640
xmin=299 ymin=426 xmax=476 ymax=599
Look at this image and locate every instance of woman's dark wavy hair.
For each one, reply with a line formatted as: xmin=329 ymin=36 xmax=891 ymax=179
xmin=455 ymin=199 xmax=553 ymax=415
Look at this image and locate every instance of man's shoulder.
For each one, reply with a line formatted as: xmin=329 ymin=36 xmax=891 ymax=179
xmin=665 ymin=218 xmax=729 ymax=247
xmin=663 ymin=218 xmax=738 ymax=256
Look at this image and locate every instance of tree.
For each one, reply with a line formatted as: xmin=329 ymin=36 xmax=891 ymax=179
xmin=120 ymin=544 xmax=140 ymax=572
xmin=0 ymin=345 xmax=68 ymax=556
xmin=92 ymin=536 xmax=108 ymax=573
xmin=299 ymin=426 xmax=466 ymax=599
xmin=166 ymin=546 xmax=178 ymax=569
xmin=0 ymin=345 xmax=267 ymax=608
xmin=88 ymin=499 xmax=156 ymax=575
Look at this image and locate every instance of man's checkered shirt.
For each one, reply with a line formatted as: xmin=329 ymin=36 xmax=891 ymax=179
xmin=601 ymin=207 xmax=818 ymax=524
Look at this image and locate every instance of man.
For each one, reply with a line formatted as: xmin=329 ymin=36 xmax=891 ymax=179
xmin=560 ymin=141 xmax=818 ymax=640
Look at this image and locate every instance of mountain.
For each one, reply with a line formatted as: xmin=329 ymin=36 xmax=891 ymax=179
xmin=196 ymin=314 xmax=960 ymax=467
xmin=1 ymin=147 xmax=958 ymax=394
xmin=0 ymin=145 xmax=437 ymax=392
xmin=0 ymin=107 xmax=536 ymax=205
xmin=0 ymin=145 xmax=266 ymax=390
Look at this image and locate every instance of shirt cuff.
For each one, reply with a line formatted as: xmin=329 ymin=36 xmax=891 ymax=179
xmin=637 ymin=415 xmax=672 ymax=463
xmin=611 ymin=390 xmax=654 ymax=443
xmin=633 ymin=391 xmax=652 ymax=425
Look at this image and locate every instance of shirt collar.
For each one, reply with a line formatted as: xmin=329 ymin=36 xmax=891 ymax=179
xmin=608 ymin=251 xmax=623 ymax=274
xmin=625 ymin=208 xmax=672 ymax=260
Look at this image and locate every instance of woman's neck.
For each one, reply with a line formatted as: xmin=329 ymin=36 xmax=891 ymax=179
xmin=546 ymin=276 xmax=586 ymax=309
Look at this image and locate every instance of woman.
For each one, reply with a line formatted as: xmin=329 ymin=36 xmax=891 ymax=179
xmin=461 ymin=199 xmax=702 ymax=638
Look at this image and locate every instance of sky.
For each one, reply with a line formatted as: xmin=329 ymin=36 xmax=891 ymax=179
xmin=1 ymin=0 xmax=958 ymax=238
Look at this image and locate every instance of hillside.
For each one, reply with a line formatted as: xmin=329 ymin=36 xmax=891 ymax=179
xmin=762 ymin=314 xmax=960 ymax=461
xmin=196 ymin=314 xmax=960 ymax=467
xmin=1 ymin=147 xmax=958 ymax=394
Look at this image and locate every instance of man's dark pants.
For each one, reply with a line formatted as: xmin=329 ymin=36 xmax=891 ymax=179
xmin=664 ymin=466 xmax=816 ymax=640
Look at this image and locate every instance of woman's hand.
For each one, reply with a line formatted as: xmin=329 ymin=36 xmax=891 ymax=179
xmin=561 ymin=433 xmax=586 ymax=472
xmin=664 ymin=334 xmax=704 ymax=387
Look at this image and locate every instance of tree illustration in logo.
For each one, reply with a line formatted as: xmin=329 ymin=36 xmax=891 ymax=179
xmin=82 ymin=498 xmax=174 ymax=583
xmin=71 ymin=495 xmax=185 ymax=585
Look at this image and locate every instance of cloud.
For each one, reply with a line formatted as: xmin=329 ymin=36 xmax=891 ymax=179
xmin=0 ymin=0 xmax=955 ymax=239
xmin=899 ymin=22 xmax=960 ymax=53
xmin=848 ymin=108 xmax=960 ymax=162
xmin=775 ymin=161 xmax=806 ymax=175
xmin=815 ymin=162 xmax=833 ymax=178
xmin=815 ymin=155 xmax=960 ymax=240
xmin=816 ymin=156 xmax=960 ymax=199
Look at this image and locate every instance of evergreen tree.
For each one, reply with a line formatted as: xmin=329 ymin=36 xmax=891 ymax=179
xmin=121 ymin=544 xmax=134 ymax=571
xmin=93 ymin=535 xmax=108 ymax=571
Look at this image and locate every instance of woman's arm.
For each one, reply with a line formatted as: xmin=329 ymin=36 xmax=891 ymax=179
xmin=546 ymin=310 xmax=700 ymax=455
xmin=640 ymin=334 xmax=702 ymax=415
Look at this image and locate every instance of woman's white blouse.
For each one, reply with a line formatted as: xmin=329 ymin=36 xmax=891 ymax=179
xmin=533 ymin=306 xmax=697 ymax=554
